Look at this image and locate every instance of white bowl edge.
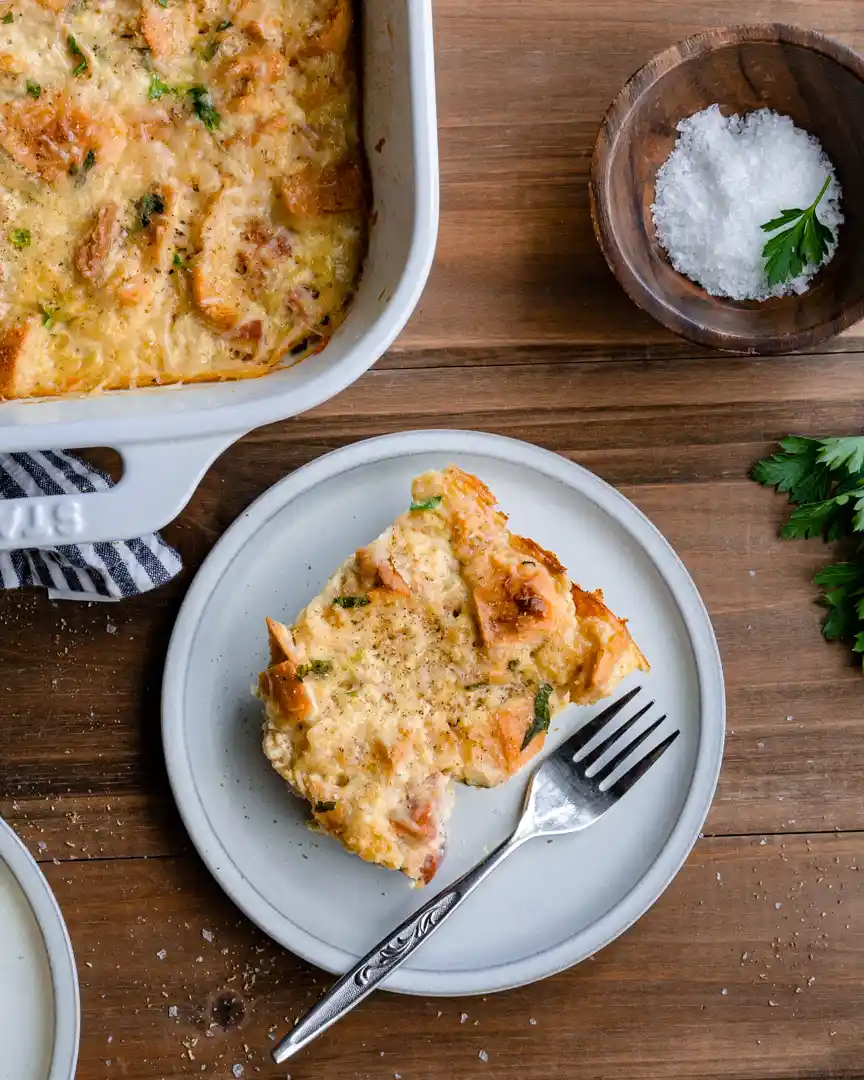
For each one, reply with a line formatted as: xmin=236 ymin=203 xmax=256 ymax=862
xmin=0 ymin=818 xmax=80 ymax=1080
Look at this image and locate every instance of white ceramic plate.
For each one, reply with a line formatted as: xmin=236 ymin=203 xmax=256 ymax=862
xmin=0 ymin=818 xmax=79 ymax=1080
xmin=162 ymin=430 xmax=724 ymax=995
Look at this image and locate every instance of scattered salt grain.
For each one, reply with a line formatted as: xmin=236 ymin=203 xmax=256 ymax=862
xmin=156 ymin=949 xmax=166 ymax=960
xmin=202 ymin=928 xmax=214 ymax=943
xmin=168 ymin=1005 xmax=178 ymax=1018
xmin=529 ymin=1018 xmax=537 ymax=1026
xmin=775 ymin=902 xmax=782 ymax=910
xmin=460 ymin=1013 xmax=468 ymax=1024
xmin=652 ymin=105 xmax=843 ymax=300
xmin=232 ymin=1066 xmax=244 ymax=1079
xmin=721 ymin=988 xmax=728 ymax=996
xmin=479 ymin=1051 xmax=489 ymax=1063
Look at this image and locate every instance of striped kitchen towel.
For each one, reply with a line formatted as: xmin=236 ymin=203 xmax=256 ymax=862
xmin=0 ymin=451 xmax=182 ymax=600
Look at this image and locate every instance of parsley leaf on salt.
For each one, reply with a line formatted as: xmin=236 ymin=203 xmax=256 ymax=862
xmin=25 ymin=79 xmax=40 ymax=98
xmin=521 ymin=683 xmax=554 ymax=750
xmin=215 ymin=18 xmax=232 ymax=30
xmin=9 ymin=227 xmax=30 ymax=248
xmin=2 ymin=11 xmax=13 ymax=23
xmin=761 ymin=176 xmax=835 ymax=288
xmin=753 ymin=435 xmax=864 ymax=669
xmin=39 ymin=303 xmax=56 ymax=328
xmin=314 ymin=801 xmax=337 ymax=813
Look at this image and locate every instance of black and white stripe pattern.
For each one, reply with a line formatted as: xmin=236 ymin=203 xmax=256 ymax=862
xmin=0 ymin=451 xmax=182 ymax=600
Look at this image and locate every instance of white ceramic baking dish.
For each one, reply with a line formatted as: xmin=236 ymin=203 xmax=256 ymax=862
xmin=0 ymin=0 xmax=438 ymax=550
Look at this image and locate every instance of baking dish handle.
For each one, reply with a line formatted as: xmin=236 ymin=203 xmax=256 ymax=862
xmin=0 ymin=432 xmax=240 ymax=550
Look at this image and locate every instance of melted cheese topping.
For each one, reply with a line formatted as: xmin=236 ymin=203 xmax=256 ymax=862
xmin=258 ymin=466 xmax=650 ymax=885
xmin=0 ymin=0 xmax=365 ymax=398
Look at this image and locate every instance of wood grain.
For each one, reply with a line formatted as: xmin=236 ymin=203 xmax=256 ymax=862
xmin=46 ymin=834 xmax=864 ymax=1080
xmin=3 ymin=3 xmax=864 ymax=1078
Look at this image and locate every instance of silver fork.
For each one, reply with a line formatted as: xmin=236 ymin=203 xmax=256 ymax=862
xmin=272 ymin=685 xmax=678 ymax=1064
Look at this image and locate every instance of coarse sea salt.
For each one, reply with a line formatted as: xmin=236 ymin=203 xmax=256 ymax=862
xmin=651 ymin=105 xmax=843 ymax=301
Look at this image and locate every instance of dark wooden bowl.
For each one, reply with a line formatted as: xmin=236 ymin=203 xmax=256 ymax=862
xmin=590 ymin=25 xmax=864 ymax=354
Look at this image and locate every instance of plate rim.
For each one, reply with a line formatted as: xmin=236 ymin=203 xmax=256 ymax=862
xmin=162 ymin=429 xmax=725 ymax=996
xmin=0 ymin=817 xmax=80 ymax=1080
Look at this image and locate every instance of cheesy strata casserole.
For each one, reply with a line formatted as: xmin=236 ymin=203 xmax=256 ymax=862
xmin=258 ymin=466 xmax=649 ymax=884
xmin=0 ymin=0 xmax=365 ymax=399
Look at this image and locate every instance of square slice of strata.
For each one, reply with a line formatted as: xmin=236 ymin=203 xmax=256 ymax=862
xmin=258 ymin=465 xmax=648 ymax=884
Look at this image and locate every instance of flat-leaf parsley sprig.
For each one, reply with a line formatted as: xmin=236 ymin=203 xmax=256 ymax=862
xmin=753 ymin=436 xmax=864 ymax=540
xmin=760 ymin=176 xmax=836 ymax=288
xmin=752 ymin=435 xmax=864 ymax=667
xmin=812 ymin=562 xmax=864 ymax=653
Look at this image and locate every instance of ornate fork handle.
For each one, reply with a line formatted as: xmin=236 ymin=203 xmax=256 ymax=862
xmin=353 ymin=894 xmax=455 ymax=987
xmin=272 ymin=834 xmax=523 ymax=1064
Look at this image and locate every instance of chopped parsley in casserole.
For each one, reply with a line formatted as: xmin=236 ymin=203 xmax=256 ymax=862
xmin=258 ymin=466 xmax=649 ymax=885
xmin=0 ymin=0 xmax=365 ymax=399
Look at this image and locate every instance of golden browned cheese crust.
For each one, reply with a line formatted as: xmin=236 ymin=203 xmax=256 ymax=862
xmin=257 ymin=466 xmax=649 ymax=884
xmin=0 ymin=0 xmax=365 ymax=399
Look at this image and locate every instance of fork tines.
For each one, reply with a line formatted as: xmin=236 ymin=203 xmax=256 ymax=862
xmin=558 ymin=686 xmax=680 ymax=797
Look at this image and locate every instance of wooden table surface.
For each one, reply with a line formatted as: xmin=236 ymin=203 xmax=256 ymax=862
xmin=3 ymin=2 xmax=864 ymax=1078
